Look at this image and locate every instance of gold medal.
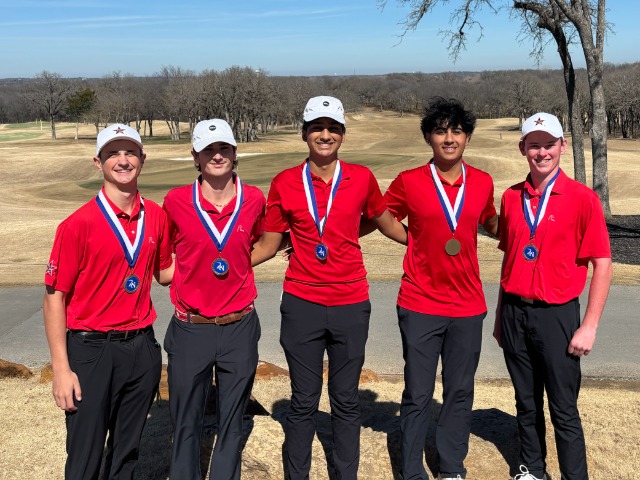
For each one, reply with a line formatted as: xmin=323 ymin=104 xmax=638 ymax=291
xmin=445 ymin=238 xmax=461 ymax=256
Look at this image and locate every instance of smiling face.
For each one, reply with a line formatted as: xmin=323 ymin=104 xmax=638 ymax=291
xmin=93 ymin=139 xmax=145 ymax=188
xmin=192 ymin=141 xmax=237 ymax=181
xmin=519 ymin=130 xmax=567 ymax=183
xmin=424 ymin=124 xmax=470 ymax=168
xmin=302 ymin=117 xmax=345 ymax=164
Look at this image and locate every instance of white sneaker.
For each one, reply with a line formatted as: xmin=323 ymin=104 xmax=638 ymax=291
xmin=437 ymin=475 xmax=463 ymax=480
xmin=513 ymin=465 xmax=547 ymax=480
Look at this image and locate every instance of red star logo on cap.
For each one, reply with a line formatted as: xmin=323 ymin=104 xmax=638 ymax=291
xmin=114 ymin=127 xmax=126 ymax=134
xmin=534 ymin=118 xmax=545 ymax=125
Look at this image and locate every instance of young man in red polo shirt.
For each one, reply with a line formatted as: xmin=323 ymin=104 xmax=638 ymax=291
xmin=43 ymin=124 xmax=173 ymax=480
xmin=162 ymin=119 xmax=266 ymax=480
xmin=384 ymin=97 xmax=498 ymax=480
xmin=251 ymin=96 xmax=407 ymax=479
xmin=494 ymin=113 xmax=612 ymax=480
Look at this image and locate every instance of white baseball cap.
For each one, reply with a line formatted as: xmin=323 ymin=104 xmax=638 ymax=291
xmin=96 ymin=123 xmax=143 ymax=156
xmin=521 ymin=112 xmax=564 ymax=140
xmin=303 ymin=96 xmax=345 ymax=125
xmin=191 ymin=119 xmax=237 ymax=152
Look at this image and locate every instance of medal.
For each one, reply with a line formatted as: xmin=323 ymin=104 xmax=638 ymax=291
xmin=429 ymin=162 xmax=466 ymax=256
xmin=302 ymin=160 xmax=342 ymax=262
xmin=123 ymin=274 xmax=141 ymax=294
xmin=193 ymin=175 xmax=243 ymax=277
xmin=445 ymin=238 xmax=461 ymax=256
xmin=522 ymin=244 xmax=538 ymax=261
xmin=212 ymin=258 xmax=230 ymax=276
xmin=96 ymin=190 xmax=146 ymax=293
xmin=522 ymin=169 xmax=560 ymax=260
xmin=315 ymin=243 xmax=329 ymax=261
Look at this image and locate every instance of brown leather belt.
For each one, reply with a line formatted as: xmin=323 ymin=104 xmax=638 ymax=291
xmin=174 ymin=304 xmax=254 ymax=325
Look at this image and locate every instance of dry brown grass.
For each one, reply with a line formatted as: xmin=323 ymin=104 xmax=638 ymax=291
xmin=1 ymin=112 xmax=639 ymax=287
xmin=1 ymin=374 xmax=638 ymax=479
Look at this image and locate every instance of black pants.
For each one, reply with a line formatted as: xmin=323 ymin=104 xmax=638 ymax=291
xmin=398 ymin=307 xmax=485 ymax=480
xmin=280 ymin=292 xmax=371 ymax=480
xmin=164 ymin=310 xmax=260 ymax=480
xmin=501 ymin=293 xmax=587 ymax=480
xmin=65 ymin=328 xmax=162 ymax=480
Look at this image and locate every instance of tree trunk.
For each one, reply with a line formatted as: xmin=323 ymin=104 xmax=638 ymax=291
xmin=50 ymin=116 xmax=56 ymax=139
xmin=563 ymin=0 xmax=611 ymax=216
xmin=553 ymin=24 xmax=587 ymax=184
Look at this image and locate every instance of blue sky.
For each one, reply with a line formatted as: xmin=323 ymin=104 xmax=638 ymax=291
xmin=1 ymin=0 xmax=639 ymax=78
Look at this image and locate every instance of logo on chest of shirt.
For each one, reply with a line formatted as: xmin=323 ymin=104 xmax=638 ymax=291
xmin=237 ymin=225 xmax=245 ymax=233
xmin=548 ymin=215 xmax=555 ymax=222
xmin=148 ymin=236 xmax=155 ymax=244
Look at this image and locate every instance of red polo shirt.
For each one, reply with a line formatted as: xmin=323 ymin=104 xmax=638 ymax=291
xmin=385 ymin=162 xmax=497 ymax=317
xmin=264 ymin=160 xmax=387 ymax=306
xmin=498 ymin=169 xmax=611 ymax=303
xmin=45 ymin=190 xmax=172 ymax=331
xmin=163 ymin=180 xmax=265 ymax=317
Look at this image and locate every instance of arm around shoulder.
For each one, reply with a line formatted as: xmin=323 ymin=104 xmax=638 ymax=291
xmin=155 ymin=257 xmax=174 ymax=286
xmin=370 ymin=210 xmax=408 ymax=245
xmin=251 ymin=231 xmax=285 ymax=267
xmin=483 ymin=214 xmax=500 ymax=239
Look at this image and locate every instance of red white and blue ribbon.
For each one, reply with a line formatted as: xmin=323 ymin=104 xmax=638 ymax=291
xmin=192 ymin=174 xmax=243 ymax=253
xmin=523 ymin=169 xmax=560 ymax=239
xmin=96 ymin=189 xmax=145 ymax=268
xmin=302 ymin=160 xmax=342 ymax=239
xmin=429 ymin=162 xmax=466 ymax=234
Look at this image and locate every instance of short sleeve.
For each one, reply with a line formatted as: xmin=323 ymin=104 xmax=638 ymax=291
xmin=576 ymin=194 xmax=611 ymax=259
xmin=250 ymin=192 xmax=267 ymax=244
xmin=264 ymin=178 xmax=290 ymax=232
xmin=363 ymin=169 xmax=387 ymax=219
xmin=384 ymin=173 xmax=409 ymax=222
xmin=156 ymin=210 xmax=173 ymax=271
xmin=44 ymin=221 xmax=81 ymax=292
xmin=479 ymin=179 xmax=497 ymax=225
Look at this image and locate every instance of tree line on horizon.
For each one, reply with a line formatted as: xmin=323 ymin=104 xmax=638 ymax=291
xmin=0 ymin=61 xmax=638 ymax=219
xmin=1 ymin=62 xmax=639 ymax=142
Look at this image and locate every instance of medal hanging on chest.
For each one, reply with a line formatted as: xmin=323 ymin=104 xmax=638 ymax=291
xmin=429 ymin=162 xmax=466 ymax=256
xmin=522 ymin=169 xmax=560 ymax=262
xmin=96 ymin=190 xmax=146 ymax=294
xmin=193 ymin=175 xmax=243 ymax=277
xmin=302 ymin=160 xmax=342 ymax=262
xmin=123 ymin=272 xmax=141 ymax=293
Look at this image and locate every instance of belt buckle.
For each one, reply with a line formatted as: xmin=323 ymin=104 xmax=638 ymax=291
xmin=520 ymin=296 xmax=534 ymax=304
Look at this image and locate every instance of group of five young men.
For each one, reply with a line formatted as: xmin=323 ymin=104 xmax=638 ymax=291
xmin=44 ymin=95 xmax=611 ymax=480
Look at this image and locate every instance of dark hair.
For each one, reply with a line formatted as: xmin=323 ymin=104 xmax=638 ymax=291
xmin=301 ymin=120 xmax=346 ymax=134
xmin=420 ymin=97 xmax=476 ymax=137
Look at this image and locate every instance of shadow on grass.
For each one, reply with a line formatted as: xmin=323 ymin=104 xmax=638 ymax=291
xmin=134 ymin=383 xmax=267 ymax=480
xmin=134 ymin=383 xmax=519 ymax=480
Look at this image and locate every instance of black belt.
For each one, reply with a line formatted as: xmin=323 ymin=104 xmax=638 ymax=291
xmin=69 ymin=325 xmax=152 ymax=341
xmin=504 ymin=292 xmax=576 ymax=308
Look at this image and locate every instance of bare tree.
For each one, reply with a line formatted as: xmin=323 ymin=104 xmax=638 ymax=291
xmin=156 ymin=66 xmax=196 ymax=141
xmin=26 ymin=71 xmax=71 ymax=139
xmin=380 ymin=0 xmax=611 ymax=216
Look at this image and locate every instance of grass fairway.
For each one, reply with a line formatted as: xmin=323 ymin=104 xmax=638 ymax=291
xmin=0 ymin=110 xmax=638 ymax=286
